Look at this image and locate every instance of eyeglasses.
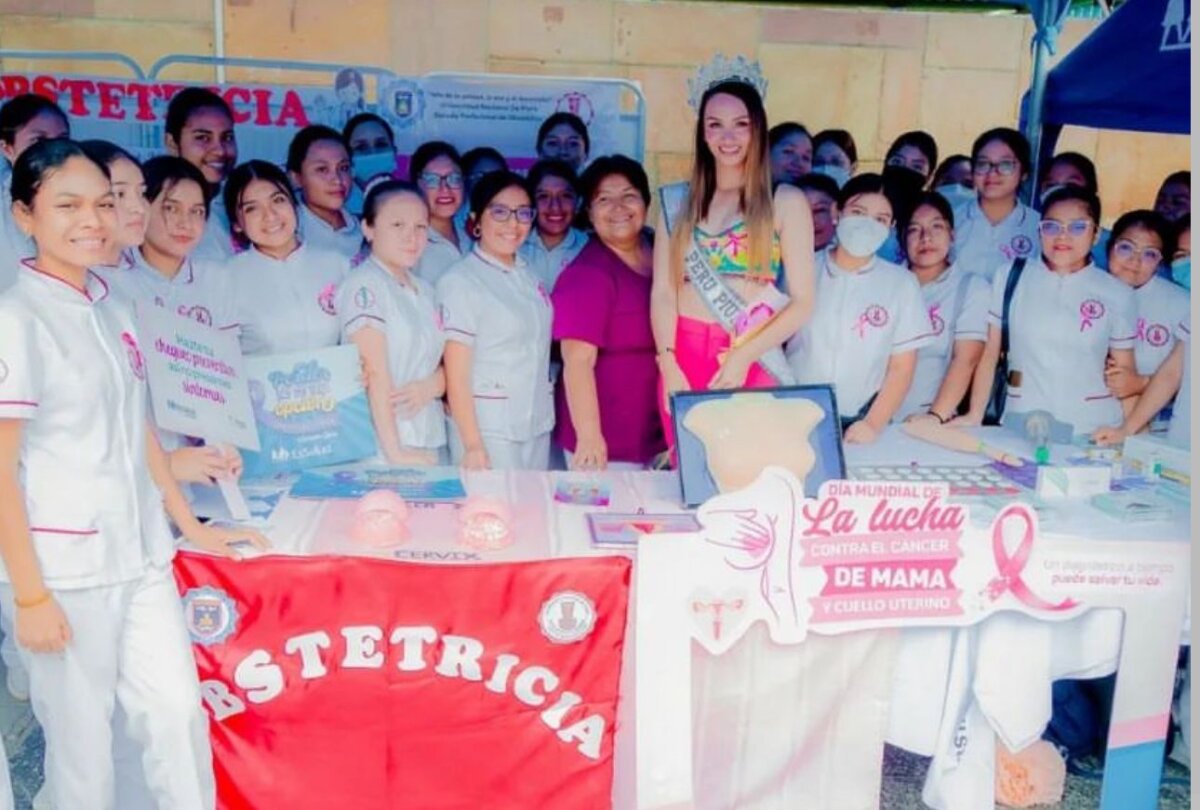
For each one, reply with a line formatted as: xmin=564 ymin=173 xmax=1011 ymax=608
xmin=972 ymin=159 xmax=1019 ymax=177
xmin=1038 ymin=219 xmax=1092 ymax=238
xmin=487 ymin=204 xmax=536 ymax=224
xmin=418 ymin=171 xmax=464 ymax=191
xmin=1112 ymin=239 xmax=1164 ymax=265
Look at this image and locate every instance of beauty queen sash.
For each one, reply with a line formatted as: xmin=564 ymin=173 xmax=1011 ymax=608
xmin=659 ymin=183 xmax=796 ymax=385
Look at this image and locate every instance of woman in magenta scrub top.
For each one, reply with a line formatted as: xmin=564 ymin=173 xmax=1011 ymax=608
xmin=552 ymin=156 xmax=665 ymax=470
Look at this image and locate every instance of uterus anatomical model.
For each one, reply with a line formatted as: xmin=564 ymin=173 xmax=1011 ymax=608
xmin=683 ymin=393 xmax=826 ymax=493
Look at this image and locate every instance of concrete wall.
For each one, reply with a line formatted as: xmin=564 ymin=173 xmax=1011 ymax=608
xmin=0 ymin=0 xmax=1189 ymax=221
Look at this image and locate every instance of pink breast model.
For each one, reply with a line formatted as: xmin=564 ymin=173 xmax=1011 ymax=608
xmin=458 ymin=496 xmax=514 ymax=551
xmin=349 ymin=490 xmax=411 ymax=548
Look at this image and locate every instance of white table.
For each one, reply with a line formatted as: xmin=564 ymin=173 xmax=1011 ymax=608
xmin=247 ymin=426 xmax=1189 ymax=809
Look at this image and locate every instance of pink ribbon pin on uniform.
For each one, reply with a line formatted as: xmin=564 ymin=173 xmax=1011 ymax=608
xmin=984 ymin=505 xmax=1078 ymax=612
xmin=1079 ymin=299 xmax=1105 ymax=332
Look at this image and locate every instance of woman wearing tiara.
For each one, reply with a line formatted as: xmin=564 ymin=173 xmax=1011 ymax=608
xmin=650 ymin=56 xmax=815 ymax=454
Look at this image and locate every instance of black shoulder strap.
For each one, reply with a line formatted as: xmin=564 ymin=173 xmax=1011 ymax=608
xmin=999 ymin=257 xmax=1027 ymax=358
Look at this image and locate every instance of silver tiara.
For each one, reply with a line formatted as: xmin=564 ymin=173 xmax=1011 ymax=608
xmin=687 ymin=54 xmax=768 ymax=111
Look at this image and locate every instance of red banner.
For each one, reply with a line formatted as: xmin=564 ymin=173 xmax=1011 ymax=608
xmin=173 ymin=551 xmax=631 ymax=810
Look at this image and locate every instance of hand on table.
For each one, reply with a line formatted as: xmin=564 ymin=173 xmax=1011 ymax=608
xmin=946 ymin=412 xmax=982 ymax=428
xmin=1092 ymin=425 xmax=1128 ymax=446
xmin=844 ymin=420 xmax=880 ymax=444
xmin=461 ymin=446 xmax=491 ymax=471
xmin=185 ymin=523 xmax=271 ymax=559
xmin=571 ymin=432 xmax=608 ymax=471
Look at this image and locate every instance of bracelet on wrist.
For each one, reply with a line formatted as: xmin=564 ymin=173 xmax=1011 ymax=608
xmin=657 ymin=347 xmax=675 ymax=357
xmin=15 ymin=590 xmax=51 ymax=610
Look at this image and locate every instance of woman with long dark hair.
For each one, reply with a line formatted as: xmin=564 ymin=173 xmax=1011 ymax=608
xmin=650 ymin=63 xmax=815 ymax=455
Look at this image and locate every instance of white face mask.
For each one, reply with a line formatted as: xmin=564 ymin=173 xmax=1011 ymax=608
xmin=812 ymin=164 xmax=851 ymax=189
xmin=835 ymin=215 xmax=891 ymax=258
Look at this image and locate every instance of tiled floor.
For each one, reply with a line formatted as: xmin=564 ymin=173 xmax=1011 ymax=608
xmin=0 ymin=655 xmax=1189 ymax=809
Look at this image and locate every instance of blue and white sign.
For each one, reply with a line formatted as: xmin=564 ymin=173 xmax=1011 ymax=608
xmin=241 ymin=345 xmax=377 ymax=479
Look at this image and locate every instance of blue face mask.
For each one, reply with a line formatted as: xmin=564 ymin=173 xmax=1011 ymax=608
xmin=1172 ymin=256 xmax=1190 ymax=289
xmin=351 ymin=151 xmax=396 ymax=186
xmin=812 ymin=164 xmax=851 ymax=189
xmin=935 ymin=184 xmax=976 ymax=209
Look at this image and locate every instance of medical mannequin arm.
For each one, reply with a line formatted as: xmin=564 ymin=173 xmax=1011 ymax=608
xmin=561 ymin=339 xmax=606 ymax=470
xmin=146 ymin=424 xmax=269 ymax=555
xmin=443 ymin=341 xmax=489 ymax=469
xmin=0 ymin=420 xmax=71 ymax=653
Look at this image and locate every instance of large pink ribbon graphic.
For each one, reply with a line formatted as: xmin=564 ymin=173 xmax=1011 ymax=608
xmin=984 ymin=505 xmax=1078 ymax=611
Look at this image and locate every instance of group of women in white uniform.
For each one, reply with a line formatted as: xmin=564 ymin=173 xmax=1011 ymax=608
xmin=768 ymin=120 xmax=1191 ymax=446
xmin=0 ymin=63 xmax=1191 ymax=807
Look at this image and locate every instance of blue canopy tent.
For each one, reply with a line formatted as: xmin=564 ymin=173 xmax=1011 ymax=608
xmin=1022 ymin=0 xmax=1191 ymax=194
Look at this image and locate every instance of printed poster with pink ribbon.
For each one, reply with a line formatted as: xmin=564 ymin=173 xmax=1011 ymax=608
xmin=648 ymin=468 xmax=1101 ymax=653
xmin=634 ymin=466 xmax=1189 ymax=810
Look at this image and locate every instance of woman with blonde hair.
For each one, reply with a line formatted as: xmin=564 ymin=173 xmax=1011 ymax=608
xmin=650 ymin=57 xmax=815 ymax=453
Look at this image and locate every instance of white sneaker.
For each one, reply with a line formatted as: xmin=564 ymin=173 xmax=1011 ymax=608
xmin=32 ymin=784 xmax=53 ymax=810
xmin=5 ymin=664 xmax=29 ymax=702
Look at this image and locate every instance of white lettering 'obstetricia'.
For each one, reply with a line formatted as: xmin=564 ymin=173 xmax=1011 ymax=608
xmin=199 ymin=624 xmax=606 ymax=760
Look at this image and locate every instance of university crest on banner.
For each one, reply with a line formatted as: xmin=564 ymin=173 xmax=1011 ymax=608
xmin=173 ymin=551 xmax=630 ymax=810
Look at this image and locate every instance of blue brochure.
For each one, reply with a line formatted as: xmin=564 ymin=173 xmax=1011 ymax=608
xmin=289 ymin=465 xmax=467 ymax=501
xmin=241 ymin=346 xmax=377 ymax=478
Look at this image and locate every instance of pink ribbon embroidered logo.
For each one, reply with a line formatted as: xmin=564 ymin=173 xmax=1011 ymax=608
xmin=1079 ymin=299 xmax=1105 ymax=331
xmin=982 ymin=505 xmax=1078 ymax=612
xmin=180 ymin=305 xmax=212 ymax=326
xmin=853 ymin=304 xmax=890 ymax=338
xmin=1146 ymin=323 xmax=1171 ymax=347
xmin=929 ymin=304 xmax=945 ymax=336
xmin=120 ymin=332 xmax=146 ymax=382
xmin=318 ymin=283 xmax=338 ymax=316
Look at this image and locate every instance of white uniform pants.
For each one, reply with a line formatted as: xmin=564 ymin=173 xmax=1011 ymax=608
xmin=0 ymin=565 xmax=215 ymax=810
xmin=450 ymin=428 xmax=551 ymax=470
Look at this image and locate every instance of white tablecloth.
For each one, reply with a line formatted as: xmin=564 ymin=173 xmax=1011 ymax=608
xmin=244 ymin=426 xmax=1189 ymax=809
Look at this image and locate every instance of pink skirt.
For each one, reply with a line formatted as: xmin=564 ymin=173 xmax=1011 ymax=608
xmin=657 ymin=315 xmax=777 ymax=456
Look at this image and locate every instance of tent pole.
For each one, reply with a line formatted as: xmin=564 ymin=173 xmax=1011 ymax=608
xmin=1024 ymin=32 xmax=1051 ymax=206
